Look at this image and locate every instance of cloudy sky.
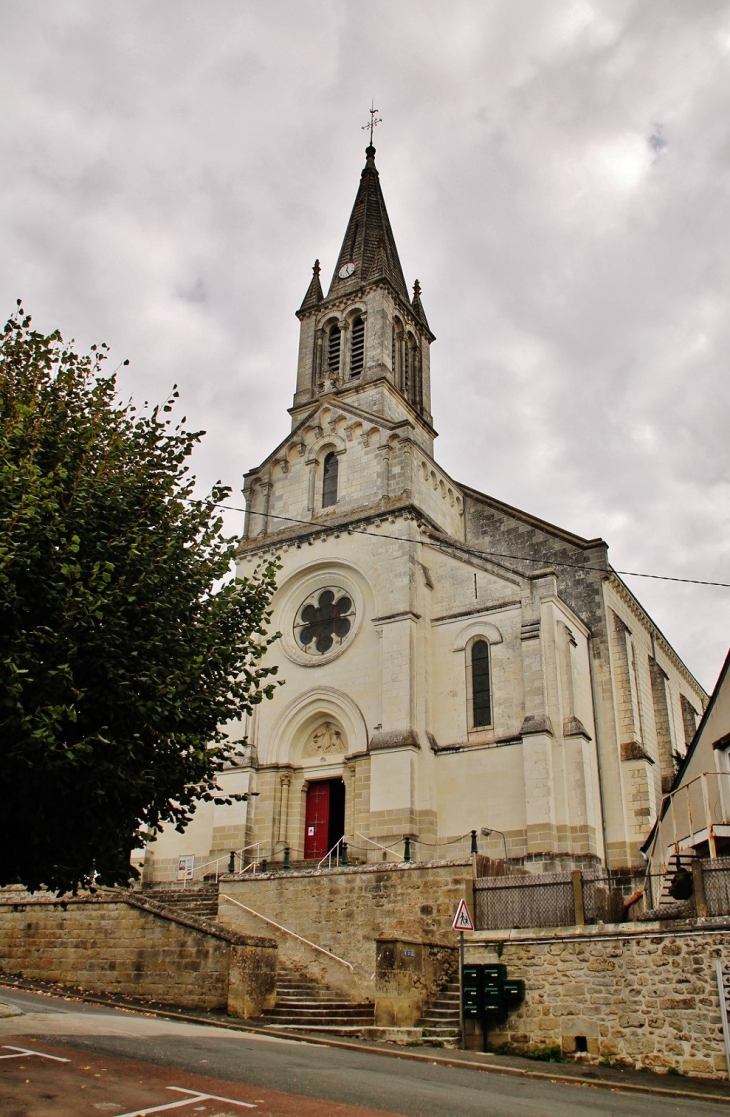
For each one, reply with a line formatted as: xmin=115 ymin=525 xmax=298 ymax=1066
xmin=2 ymin=1 xmax=729 ymax=690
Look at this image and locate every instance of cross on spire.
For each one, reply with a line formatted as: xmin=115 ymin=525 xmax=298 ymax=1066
xmin=362 ymin=101 xmax=382 ymax=147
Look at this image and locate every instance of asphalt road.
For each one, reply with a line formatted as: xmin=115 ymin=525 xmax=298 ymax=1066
xmin=0 ymin=986 xmax=728 ymax=1117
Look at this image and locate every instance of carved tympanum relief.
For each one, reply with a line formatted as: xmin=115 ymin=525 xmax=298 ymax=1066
xmin=302 ymin=720 xmax=347 ymax=758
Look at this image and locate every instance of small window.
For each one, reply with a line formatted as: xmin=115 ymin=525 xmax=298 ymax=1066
xmin=327 ymin=325 xmax=341 ymax=374
xmin=350 ymin=317 xmax=365 ymax=376
xmin=472 ymin=640 xmax=492 ymax=728
xmin=322 ymin=452 xmax=338 ymax=507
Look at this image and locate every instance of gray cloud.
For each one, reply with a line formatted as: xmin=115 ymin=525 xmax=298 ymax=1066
xmin=1 ymin=0 xmax=728 ymax=689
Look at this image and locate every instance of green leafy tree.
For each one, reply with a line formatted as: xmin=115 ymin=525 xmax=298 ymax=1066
xmin=0 ymin=304 xmax=280 ymax=892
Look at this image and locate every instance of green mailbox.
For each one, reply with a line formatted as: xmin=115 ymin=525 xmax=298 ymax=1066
xmin=460 ymin=964 xmax=524 ymax=1026
xmin=462 ymin=965 xmax=482 ymax=1017
xmin=482 ymin=963 xmax=507 ymax=987
xmin=502 ymin=979 xmax=526 ymax=1007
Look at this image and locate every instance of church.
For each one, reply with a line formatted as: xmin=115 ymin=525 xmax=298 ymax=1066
xmin=143 ymin=141 xmax=707 ymax=883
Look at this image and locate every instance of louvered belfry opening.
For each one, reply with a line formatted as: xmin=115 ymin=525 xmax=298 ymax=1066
xmin=322 ymin=451 xmax=338 ymax=507
xmin=350 ymin=316 xmax=365 ymax=376
xmin=327 ymin=324 xmax=341 ymax=374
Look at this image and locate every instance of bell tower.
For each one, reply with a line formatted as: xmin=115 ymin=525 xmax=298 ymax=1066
xmin=291 ymin=143 xmax=436 ymax=456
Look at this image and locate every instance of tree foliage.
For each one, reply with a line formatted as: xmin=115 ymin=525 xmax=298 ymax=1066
xmin=0 ymin=304 xmax=280 ymax=892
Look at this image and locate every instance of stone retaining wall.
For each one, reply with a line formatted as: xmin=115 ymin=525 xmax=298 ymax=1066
xmin=375 ymin=938 xmax=459 ymax=1027
xmin=0 ymin=889 xmax=277 ymax=1019
xmin=466 ymin=919 xmax=730 ymax=1078
xmin=218 ymin=859 xmax=472 ymax=999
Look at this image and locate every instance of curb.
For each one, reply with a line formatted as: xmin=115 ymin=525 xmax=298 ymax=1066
xmin=1 ymin=979 xmax=729 ymax=1106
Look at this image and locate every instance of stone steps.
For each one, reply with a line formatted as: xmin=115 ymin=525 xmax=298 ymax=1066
xmin=141 ymin=884 xmax=219 ymax=921
xmin=420 ymin=979 xmax=461 ymax=1047
xmin=259 ymin=969 xmax=374 ymax=1033
xmin=639 ymin=852 xmax=697 ymax=921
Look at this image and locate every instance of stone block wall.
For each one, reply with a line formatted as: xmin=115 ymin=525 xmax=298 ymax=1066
xmin=375 ymin=938 xmax=458 ymax=1026
xmin=466 ymin=921 xmax=730 ymax=1078
xmin=218 ymin=859 xmax=471 ymax=999
xmin=0 ymin=889 xmax=276 ymax=1019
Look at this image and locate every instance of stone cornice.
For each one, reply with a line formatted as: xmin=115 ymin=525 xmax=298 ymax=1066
xmin=430 ymin=601 xmax=521 ymax=626
xmin=372 ymin=610 xmax=422 ymax=625
xmin=235 ymin=504 xmax=439 ymax=560
xmin=607 ymin=573 xmax=707 ymax=700
xmin=287 ymin=376 xmax=437 ymax=440
xmin=295 ymin=276 xmax=435 ymax=343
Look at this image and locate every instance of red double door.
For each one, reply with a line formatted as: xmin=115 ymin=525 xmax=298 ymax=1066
xmin=304 ymin=778 xmax=345 ymax=860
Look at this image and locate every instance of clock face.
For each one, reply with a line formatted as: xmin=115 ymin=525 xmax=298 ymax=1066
xmin=338 ymin=261 xmax=355 ymax=279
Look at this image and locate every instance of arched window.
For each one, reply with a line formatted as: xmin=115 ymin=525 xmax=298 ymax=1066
xmin=471 ymin=640 xmax=492 ymax=728
xmin=413 ymin=344 xmax=423 ymax=408
xmin=322 ymin=451 xmax=338 ymax=507
xmin=327 ymin=325 xmax=341 ymax=375
xmin=350 ymin=316 xmax=365 ymax=376
xmin=391 ymin=319 xmax=403 ymax=383
xmin=403 ymin=333 xmax=418 ymax=400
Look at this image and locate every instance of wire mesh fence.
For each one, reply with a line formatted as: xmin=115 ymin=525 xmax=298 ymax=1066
xmin=582 ymin=871 xmax=627 ymax=924
xmin=474 ymin=871 xmax=576 ymax=930
xmin=473 ymin=867 xmax=644 ymax=930
xmin=700 ymin=857 xmax=730 ymax=916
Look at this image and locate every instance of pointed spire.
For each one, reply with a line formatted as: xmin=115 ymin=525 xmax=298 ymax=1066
xmin=327 ymin=146 xmax=409 ymax=302
xmin=298 ymin=259 xmax=323 ymax=313
xmin=367 ymin=236 xmax=387 ymax=283
xmin=410 ymin=278 xmax=430 ymax=330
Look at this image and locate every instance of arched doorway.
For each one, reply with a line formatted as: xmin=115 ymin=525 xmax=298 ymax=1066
xmin=304 ymin=779 xmax=345 ymax=860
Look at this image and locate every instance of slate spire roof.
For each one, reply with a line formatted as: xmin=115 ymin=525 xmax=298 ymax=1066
xmin=410 ymin=278 xmax=430 ymax=332
xmin=327 ymin=145 xmax=409 ymax=303
xmin=298 ymin=258 xmax=324 ymax=313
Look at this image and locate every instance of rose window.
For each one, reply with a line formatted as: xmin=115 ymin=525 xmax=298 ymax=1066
xmin=293 ymin=587 xmax=356 ymax=657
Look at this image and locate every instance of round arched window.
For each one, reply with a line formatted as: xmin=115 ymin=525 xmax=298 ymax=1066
xmin=293 ymin=587 xmax=356 ymax=657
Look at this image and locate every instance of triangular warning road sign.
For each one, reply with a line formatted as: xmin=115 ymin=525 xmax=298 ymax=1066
xmin=452 ymin=898 xmax=474 ymax=931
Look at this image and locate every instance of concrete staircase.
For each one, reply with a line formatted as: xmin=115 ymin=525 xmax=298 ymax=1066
xmin=420 ymin=979 xmax=461 ymax=1047
xmin=259 ymin=970 xmax=374 ymax=1034
xmin=141 ymin=883 xmax=220 ymax=922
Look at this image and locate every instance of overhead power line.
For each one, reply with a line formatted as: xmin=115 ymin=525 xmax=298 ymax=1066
xmin=190 ymin=498 xmax=730 ymax=590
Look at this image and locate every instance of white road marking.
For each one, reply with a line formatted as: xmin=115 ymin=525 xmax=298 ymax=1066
xmin=113 ymin=1086 xmax=256 ymax=1116
xmin=0 ymin=1044 xmax=70 ymax=1062
xmin=169 ymin=1089 xmax=256 ymax=1109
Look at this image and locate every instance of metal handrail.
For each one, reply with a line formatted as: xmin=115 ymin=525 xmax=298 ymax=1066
xmin=317 ymin=836 xmax=345 ymax=870
xmin=219 ymin=893 xmax=354 ymax=971
xmin=179 ymin=843 xmax=262 ymax=886
xmin=649 ymin=771 xmax=730 ymax=874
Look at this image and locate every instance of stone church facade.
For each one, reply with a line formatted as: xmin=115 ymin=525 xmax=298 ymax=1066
xmin=143 ymin=143 xmax=707 ymax=882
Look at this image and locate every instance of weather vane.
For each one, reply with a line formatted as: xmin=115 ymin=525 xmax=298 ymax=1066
xmin=362 ymin=100 xmax=382 ymax=146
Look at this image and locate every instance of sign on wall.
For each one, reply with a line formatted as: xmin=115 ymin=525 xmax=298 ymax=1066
xmin=177 ymin=855 xmax=195 ymax=882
